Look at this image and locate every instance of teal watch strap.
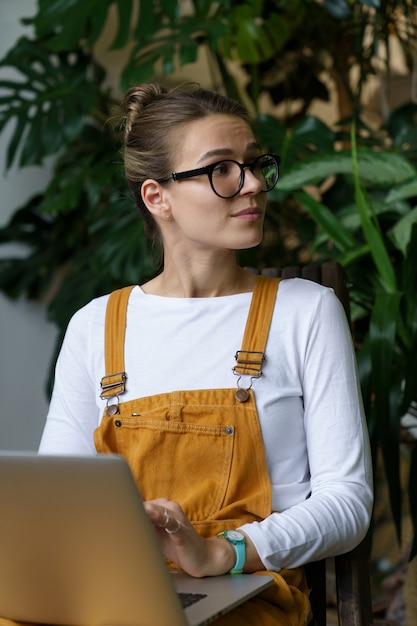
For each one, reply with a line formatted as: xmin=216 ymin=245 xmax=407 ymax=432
xmin=218 ymin=530 xmax=246 ymax=574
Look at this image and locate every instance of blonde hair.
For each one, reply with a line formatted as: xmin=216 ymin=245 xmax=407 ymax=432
xmin=121 ymin=83 xmax=251 ymax=241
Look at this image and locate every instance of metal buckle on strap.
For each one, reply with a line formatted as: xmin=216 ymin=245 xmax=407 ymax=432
xmin=100 ymin=371 xmax=127 ymax=399
xmin=232 ymin=350 xmax=265 ymax=377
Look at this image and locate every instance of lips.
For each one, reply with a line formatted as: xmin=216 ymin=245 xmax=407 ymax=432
xmin=232 ymin=207 xmax=262 ymax=218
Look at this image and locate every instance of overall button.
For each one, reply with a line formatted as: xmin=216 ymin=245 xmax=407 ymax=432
xmin=235 ymin=388 xmax=250 ymax=402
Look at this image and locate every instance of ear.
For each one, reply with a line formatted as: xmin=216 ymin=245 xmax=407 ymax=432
xmin=141 ymin=179 xmax=170 ymax=220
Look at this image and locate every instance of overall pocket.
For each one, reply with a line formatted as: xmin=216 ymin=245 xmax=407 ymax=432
xmin=112 ymin=415 xmax=235 ymax=522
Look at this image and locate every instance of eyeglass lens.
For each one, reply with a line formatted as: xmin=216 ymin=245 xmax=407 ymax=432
xmin=211 ymin=155 xmax=279 ymax=198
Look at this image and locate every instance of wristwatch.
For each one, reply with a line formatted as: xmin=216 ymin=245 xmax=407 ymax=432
xmin=218 ymin=530 xmax=246 ymax=574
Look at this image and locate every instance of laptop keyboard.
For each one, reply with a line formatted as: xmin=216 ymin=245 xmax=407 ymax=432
xmin=178 ymin=592 xmax=207 ymax=608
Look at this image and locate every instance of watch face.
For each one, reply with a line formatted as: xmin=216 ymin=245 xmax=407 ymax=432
xmin=227 ymin=530 xmax=244 ymax=541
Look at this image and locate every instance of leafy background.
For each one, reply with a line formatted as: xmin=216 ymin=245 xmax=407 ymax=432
xmin=1 ymin=0 xmax=417 ymax=616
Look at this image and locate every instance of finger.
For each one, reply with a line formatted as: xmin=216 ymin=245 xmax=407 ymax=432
xmin=159 ymin=506 xmax=170 ymax=529
xmin=164 ymin=517 xmax=182 ymax=534
xmin=155 ymin=506 xmax=182 ymax=534
xmin=143 ymin=502 xmax=167 ymax=526
xmin=143 ymin=502 xmax=182 ymax=533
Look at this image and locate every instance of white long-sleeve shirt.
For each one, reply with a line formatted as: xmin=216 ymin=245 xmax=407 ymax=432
xmin=39 ymin=277 xmax=373 ymax=571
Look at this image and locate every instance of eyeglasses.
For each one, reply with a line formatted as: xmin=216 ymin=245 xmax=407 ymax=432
xmin=159 ymin=153 xmax=280 ymax=199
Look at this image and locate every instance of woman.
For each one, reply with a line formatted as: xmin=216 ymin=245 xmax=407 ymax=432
xmin=38 ymin=83 xmax=372 ymax=625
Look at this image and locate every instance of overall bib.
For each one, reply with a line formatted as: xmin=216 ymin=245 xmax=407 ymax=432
xmin=95 ymin=276 xmax=312 ymax=626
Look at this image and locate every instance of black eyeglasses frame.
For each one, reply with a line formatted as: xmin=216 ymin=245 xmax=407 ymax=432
xmin=158 ymin=153 xmax=281 ymax=199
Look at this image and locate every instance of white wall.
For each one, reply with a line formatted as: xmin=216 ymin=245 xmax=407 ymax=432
xmin=0 ymin=1 xmax=58 ymax=450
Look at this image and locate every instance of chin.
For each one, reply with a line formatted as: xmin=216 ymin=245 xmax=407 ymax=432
xmin=234 ymin=238 xmax=263 ymax=251
xmin=241 ymin=231 xmax=264 ymax=250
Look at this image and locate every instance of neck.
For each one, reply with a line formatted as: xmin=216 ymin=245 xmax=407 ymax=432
xmin=142 ymin=253 xmax=256 ymax=298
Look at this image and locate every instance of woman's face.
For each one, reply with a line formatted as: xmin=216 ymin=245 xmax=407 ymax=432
xmin=158 ymin=114 xmax=269 ymax=253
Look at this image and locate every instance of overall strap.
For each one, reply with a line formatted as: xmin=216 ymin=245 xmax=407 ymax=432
xmin=233 ymin=275 xmax=280 ymax=379
xmin=100 ymin=276 xmax=280 ymax=400
xmin=100 ymin=285 xmax=135 ymax=400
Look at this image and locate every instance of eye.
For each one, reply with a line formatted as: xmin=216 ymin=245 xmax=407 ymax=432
xmin=254 ymin=155 xmax=273 ymax=174
xmin=212 ymin=161 xmax=234 ymax=177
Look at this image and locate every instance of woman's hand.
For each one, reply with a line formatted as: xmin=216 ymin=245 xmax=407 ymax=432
xmin=143 ymin=498 xmax=235 ymax=577
xmin=144 ymin=498 xmax=265 ymax=577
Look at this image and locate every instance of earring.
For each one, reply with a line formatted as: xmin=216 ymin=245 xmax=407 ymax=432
xmin=165 ymin=212 xmax=172 ymax=220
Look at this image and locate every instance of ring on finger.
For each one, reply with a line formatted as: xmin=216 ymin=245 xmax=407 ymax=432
xmin=165 ymin=518 xmax=182 ymax=534
xmin=159 ymin=507 xmax=170 ymax=529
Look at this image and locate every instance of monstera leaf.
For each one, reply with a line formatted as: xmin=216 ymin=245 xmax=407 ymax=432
xmin=0 ymin=37 xmax=104 ymax=168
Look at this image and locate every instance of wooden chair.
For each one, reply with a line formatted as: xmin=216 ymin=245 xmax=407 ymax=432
xmin=247 ymin=262 xmax=388 ymax=626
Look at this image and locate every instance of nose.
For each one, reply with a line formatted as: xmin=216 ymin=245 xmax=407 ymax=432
xmin=240 ymin=165 xmax=263 ymax=195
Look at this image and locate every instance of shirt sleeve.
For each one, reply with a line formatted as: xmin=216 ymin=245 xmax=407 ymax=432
xmin=38 ymin=299 xmax=107 ymax=455
xmin=239 ymin=287 xmax=373 ymax=570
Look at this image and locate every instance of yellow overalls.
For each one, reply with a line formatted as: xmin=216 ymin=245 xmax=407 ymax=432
xmin=95 ymin=276 xmax=312 ymax=626
xmin=0 ymin=276 xmax=312 ymax=626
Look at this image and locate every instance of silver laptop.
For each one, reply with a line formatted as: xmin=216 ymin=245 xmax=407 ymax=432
xmin=0 ymin=452 xmax=272 ymax=626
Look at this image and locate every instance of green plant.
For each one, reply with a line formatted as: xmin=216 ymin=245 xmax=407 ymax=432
xmin=1 ymin=0 xmax=417 ymax=558
xmin=261 ymin=108 xmax=417 ymax=559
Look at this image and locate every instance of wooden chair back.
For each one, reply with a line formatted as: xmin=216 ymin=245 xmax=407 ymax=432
xmin=248 ymin=262 xmax=386 ymax=626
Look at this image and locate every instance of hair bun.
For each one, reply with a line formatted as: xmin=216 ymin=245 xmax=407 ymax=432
xmin=122 ymin=83 xmax=167 ymax=136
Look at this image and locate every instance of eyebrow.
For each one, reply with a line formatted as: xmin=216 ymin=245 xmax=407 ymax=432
xmin=196 ymin=142 xmax=262 ymax=165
